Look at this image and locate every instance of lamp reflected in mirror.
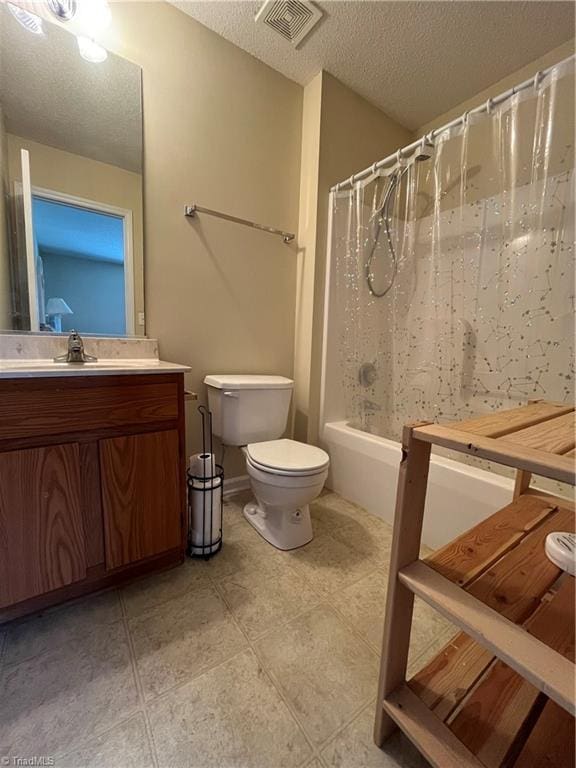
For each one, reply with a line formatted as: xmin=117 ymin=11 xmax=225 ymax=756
xmin=46 ymin=296 xmax=73 ymax=332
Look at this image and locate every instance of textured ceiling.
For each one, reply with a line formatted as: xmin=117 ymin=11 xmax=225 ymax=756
xmin=0 ymin=5 xmax=142 ymax=173
xmin=171 ymin=0 xmax=575 ymax=130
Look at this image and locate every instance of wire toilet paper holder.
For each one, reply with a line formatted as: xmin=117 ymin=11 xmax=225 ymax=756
xmin=187 ymin=405 xmax=224 ymax=559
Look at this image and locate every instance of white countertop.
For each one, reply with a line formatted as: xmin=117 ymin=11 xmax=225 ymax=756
xmin=0 ymin=359 xmax=191 ymax=378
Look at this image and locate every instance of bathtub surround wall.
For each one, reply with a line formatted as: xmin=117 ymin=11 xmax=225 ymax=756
xmin=100 ymin=2 xmax=302 ymax=477
xmin=327 ymin=55 xmax=574 ymax=436
xmin=321 ymin=53 xmax=574 ymax=540
xmin=319 ymin=40 xmax=575 ymax=440
xmin=296 ymin=42 xmax=575 ymax=450
xmin=294 ymin=72 xmax=412 ymax=444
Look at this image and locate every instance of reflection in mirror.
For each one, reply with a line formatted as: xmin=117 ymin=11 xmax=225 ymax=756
xmin=0 ymin=3 xmax=144 ymax=336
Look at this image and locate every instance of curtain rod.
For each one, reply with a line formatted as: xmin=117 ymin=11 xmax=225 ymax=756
xmin=331 ymin=53 xmax=575 ymax=193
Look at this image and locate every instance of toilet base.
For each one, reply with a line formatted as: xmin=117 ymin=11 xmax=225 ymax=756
xmin=243 ymin=501 xmax=313 ymax=550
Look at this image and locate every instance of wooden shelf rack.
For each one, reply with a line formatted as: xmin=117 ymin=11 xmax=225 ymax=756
xmin=374 ymin=400 xmax=575 ymax=768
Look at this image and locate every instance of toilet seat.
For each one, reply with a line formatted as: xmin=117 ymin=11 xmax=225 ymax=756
xmin=246 ymin=438 xmax=329 ymax=477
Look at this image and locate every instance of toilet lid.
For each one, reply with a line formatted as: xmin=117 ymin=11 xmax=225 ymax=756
xmin=246 ymin=439 xmax=329 ymax=474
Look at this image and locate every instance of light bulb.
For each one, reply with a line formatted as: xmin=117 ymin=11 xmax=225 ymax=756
xmin=77 ymin=35 xmax=108 ymax=63
xmin=76 ymin=0 xmax=111 ymax=34
xmin=7 ymin=2 xmax=44 ymax=35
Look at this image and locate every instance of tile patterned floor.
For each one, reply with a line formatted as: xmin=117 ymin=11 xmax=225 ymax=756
xmin=0 ymin=490 xmax=456 ymax=767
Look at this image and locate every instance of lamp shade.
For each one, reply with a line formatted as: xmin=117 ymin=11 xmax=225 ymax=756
xmin=46 ymin=297 xmax=73 ymax=316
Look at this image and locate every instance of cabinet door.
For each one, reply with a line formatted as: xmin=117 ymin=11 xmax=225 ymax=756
xmin=0 ymin=444 xmax=86 ymax=609
xmin=100 ymin=430 xmax=183 ymax=569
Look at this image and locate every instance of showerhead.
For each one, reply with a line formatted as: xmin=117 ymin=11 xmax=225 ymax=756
xmin=414 ymin=141 xmax=434 ymax=162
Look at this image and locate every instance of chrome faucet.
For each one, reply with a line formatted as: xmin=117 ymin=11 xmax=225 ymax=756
xmin=54 ymin=330 xmax=98 ymax=363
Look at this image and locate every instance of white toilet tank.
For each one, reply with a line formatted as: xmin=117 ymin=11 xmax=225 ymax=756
xmin=204 ymin=374 xmax=293 ymax=446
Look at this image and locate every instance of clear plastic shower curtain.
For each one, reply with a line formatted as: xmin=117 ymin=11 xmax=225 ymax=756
xmin=332 ymin=57 xmax=575 ymax=442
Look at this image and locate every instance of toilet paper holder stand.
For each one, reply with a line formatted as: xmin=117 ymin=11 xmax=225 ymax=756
xmin=187 ymin=405 xmax=224 ymax=559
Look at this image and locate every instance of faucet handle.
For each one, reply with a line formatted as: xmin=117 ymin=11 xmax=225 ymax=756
xmin=68 ymin=330 xmax=82 ymax=348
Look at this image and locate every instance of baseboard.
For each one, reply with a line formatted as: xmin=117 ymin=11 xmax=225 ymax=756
xmin=223 ymin=474 xmax=250 ymax=496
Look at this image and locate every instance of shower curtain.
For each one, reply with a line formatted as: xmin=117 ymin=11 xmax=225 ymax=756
xmin=332 ymin=57 xmax=575 ymax=442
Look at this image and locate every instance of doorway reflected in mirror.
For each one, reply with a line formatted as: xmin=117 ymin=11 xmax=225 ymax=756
xmin=33 ymin=195 xmax=130 ymax=336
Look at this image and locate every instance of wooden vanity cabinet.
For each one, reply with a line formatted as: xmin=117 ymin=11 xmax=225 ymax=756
xmin=0 ymin=373 xmax=187 ymax=622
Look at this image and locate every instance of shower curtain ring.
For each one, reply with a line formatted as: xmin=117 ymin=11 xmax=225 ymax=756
xmin=486 ymin=97 xmax=493 ymax=114
xmin=462 ymin=110 xmax=470 ymax=126
xmin=533 ymin=70 xmax=543 ymax=89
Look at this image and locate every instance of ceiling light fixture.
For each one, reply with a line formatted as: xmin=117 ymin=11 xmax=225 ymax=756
xmin=76 ymin=0 xmax=111 ymax=34
xmin=7 ymin=2 xmax=44 ymax=35
xmin=76 ymin=35 xmax=108 ymax=63
xmin=46 ymin=0 xmax=77 ymax=22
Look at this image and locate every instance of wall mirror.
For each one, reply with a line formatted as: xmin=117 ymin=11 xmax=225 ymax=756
xmin=0 ymin=3 xmax=144 ymax=337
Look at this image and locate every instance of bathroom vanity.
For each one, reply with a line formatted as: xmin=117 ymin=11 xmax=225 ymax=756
xmin=0 ymin=357 xmax=189 ymax=623
xmin=0 ymin=8 xmax=194 ymax=625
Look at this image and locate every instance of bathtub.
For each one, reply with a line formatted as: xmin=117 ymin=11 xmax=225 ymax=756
xmin=322 ymin=420 xmax=514 ymax=550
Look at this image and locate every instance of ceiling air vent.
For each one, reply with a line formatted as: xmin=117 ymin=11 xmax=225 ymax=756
xmin=255 ymin=0 xmax=323 ymax=48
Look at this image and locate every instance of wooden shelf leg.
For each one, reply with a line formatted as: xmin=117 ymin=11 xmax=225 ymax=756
xmin=374 ymin=422 xmax=432 ymax=748
xmin=512 ymin=398 xmax=539 ymax=500
xmin=513 ymin=468 xmax=532 ymax=499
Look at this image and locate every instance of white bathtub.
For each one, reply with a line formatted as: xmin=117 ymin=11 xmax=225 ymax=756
xmin=322 ymin=420 xmax=514 ymax=550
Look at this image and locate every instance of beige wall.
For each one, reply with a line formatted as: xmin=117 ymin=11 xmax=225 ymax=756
xmin=102 ymin=2 xmax=302 ymax=475
xmin=94 ymin=4 xmax=573 ymax=474
xmin=296 ymin=72 xmax=411 ymax=443
xmin=0 ymin=105 xmax=10 ymax=328
xmin=417 ymin=39 xmax=575 ymax=136
xmin=293 ymin=73 xmax=322 ymax=442
xmin=410 ymin=39 xmax=575 ymax=227
xmin=6 ymin=134 xmax=145 ymax=334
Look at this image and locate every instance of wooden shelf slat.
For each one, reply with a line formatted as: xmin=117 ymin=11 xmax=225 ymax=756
xmin=513 ymin=699 xmax=576 ymax=767
xmin=382 ymin=684 xmax=485 ymax=768
xmin=412 ymin=424 xmax=576 ymax=484
xmin=465 ymin=506 xmax=574 ymax=625
xmin=447 ymin=578 xmax=575 ymax=767
xmin=449 ymin=659 xmax=538 ymax=766
xmin=408 ymin=632 xmax=493 ymax=721
xmin=453 ymin=402 xmax=573 ymax=438
xmin=398 ymin=561 xmax=575 ymax=715
xmin=523 ymin=488 xmax=575 ymax=512
xmin=425 ymin=495 xmax=558 ymax=587
xmin=500 ymin=412 xmax=575 ymax=454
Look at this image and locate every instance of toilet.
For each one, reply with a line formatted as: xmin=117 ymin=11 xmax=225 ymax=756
xmin=205 ymin=374 xmax=329 ymax=550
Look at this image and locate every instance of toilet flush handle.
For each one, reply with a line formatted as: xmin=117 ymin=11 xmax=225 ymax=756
xmin=223 ymin=391 xmax=239 ymax=398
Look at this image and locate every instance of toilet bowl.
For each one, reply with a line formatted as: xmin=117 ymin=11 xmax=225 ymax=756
xmin=242 ymin=439 xmax=329 ymax=550
xmin=204 ymin=374 xmax=330 ymax=550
